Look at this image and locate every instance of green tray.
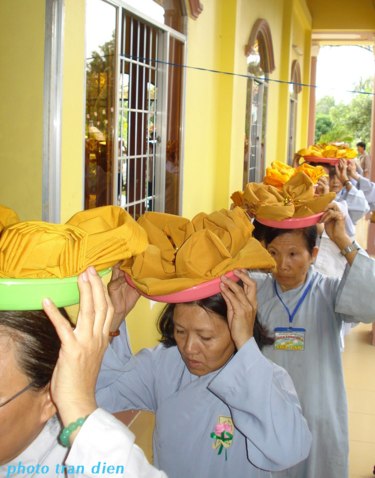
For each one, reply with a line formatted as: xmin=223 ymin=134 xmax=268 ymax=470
xmin=0 ymin=268 xmax=111 ymax=310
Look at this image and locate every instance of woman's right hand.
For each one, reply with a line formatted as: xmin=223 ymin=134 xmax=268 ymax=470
xmin=220 ymin=269 xmax=257 ymax=350
xmin=43 ymin=267 xmax=113 ymax=436
xmin=107 ymin=263 xmax=140 ymax=331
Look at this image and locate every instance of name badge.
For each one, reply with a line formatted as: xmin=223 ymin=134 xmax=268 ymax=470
xmin=274 ymin=327 xmax=306 ymax=351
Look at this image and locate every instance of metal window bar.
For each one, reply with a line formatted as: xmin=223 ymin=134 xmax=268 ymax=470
xmin=247 ymin=77 xmax=268 ymax=183
xmin=92 ymin=1 xmax=187 ymax=218
xmin=117 ymin=9 xmax=163 ymax=218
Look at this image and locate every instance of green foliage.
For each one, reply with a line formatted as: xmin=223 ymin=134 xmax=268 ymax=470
xmin=315 ymin=78 xmax=373 ymax=148
xmin=316 ymin=96 xmax=335 ymax=115
xmin=315 ymin=114 xmax=332 ymax=142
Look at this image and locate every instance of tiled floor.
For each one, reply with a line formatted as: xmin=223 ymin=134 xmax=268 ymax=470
xmin=344 ymin=323 xmax=375 ymax=478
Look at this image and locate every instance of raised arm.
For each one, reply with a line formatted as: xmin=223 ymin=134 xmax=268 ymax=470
xmin=43 ymin=267 xmax=166 ymax=478
xmin=321 ymin=203 xmax=358 ymax=266
xmin=95 ymin=265 xmax=158 ymax=413
xmin=209 ymin=271 xmax=311 ymax=471
xmin=348 ymin=161 xmax=375 ymax=210
xmin=336 ymin=159 xmax=369 ymax=223
xmin=320 ymin=203 xmax=375 ymax=321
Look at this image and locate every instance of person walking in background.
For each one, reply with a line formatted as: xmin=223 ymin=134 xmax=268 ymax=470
xmin=356 ymin=142 xmax=371 ymax=178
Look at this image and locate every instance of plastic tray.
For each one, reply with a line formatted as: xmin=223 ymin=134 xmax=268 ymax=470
xmin=0 ymin=268 xmax=111 ymax=310
xmin=256 ymin=212 xmax=324 ymax=229
xmin=125 ymin=270 xmax=241 ymax=303
xmin=303 ymin=155 xmax=340 ymax=165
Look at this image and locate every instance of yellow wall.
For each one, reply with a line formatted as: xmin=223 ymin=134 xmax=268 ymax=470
xmin=292 ymin=0 xmax=312 ymax=151
xmin=60 ymin=0 xmax=86 ymax=223
xmin=306 ymin=0 xmax=375 ymax=30
xmin=182 ymin=0 xmax=223 ymax=217
xmin=0 ymin=0 xmax=45 ymax=220
xmin=0 ymin=0 xmax=87 ymax=223
xmin=183 ymin=0 xmax=312 ymax=216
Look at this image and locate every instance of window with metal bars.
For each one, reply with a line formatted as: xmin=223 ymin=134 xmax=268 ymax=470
xmin=243 ymin=39 xmax=269 ymax=186
xmin=85 ymin=0 xmax=186 ymax=218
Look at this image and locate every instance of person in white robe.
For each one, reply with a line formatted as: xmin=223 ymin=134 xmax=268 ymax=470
xmin=0 ymin=268 xmax=166 ymax=478
xmin=314 ymin=160 xmax=369 ymax=347
xmin=347 ymin=160 xmax=375 ymax=345
xmin=347 ymin=159 xmax=375 ymax=211
xmin=95 ymin=265 xmax=312 ymax=478
xmin=328 ymin=158 xmax=369 ymax=231
xmin=251 ymin=202 xmax=375 ymax=478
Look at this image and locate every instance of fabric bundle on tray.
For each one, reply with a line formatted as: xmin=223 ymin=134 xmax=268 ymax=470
xmin=0 ymin=206 xmax=148 ymax=278
xmin=231 ymin=172 xmax=336 ymax=221
xmin=0 ymin=205 xmax=20 ymax=233
xmin=121 ymin=207 xmax=275 ymax=296
xmin=263 ymin=162 xmax=327 ymax=190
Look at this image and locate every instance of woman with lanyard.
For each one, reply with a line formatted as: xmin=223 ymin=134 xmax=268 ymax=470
xmin=231 ymin=172 xmax=375 ymax=478
xmin=248 ymin=202 xmax=375 ymax=478
xmin=96 ymin=208 xmax=312 ymax=478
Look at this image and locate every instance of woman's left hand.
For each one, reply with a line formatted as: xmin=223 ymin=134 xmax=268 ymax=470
xmin=315 ymin=176 xmax=329 ymax=195
xmin=335 ymin=158 xmax=350 ymax=185
xmin=43 ymin=266 xmax=114 ymax=430
xmin=220 ymin=269 xmax=257 ymax=350
xmin=321 ymin=202 xmax=350 ymax=248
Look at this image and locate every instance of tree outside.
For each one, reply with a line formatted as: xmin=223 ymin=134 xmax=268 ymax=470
xmin=315 ymin=78 xmax=372 ymax=149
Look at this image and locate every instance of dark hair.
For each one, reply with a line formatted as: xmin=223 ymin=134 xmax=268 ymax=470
xmin=252 ymin=219 xmax=268 ymax=244
xmin=0 ymin=309 xmax=71 ymax=390
xmin=262 ymin=225 xmax=317 ymax=255
xmin=327 ymin=165 xmax=337 ymax=178
xmin=158 ymin=289 xmax=274 ymax=350
xmin=357 ymin=141 xmax=366 ymax=150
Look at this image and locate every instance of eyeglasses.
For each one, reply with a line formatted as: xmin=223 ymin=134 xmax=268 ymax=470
xmin=0 ymin=382 xmax=35 ymax=408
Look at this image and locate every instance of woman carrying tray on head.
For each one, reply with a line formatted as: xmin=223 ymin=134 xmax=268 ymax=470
xmin=0 ymin=269 xmax=166 ymax=478
xmin=96 ymin=208 xmax=312 ymax=478
xmin=0 ymin=205 xmax=165 ymax=478
xmin=234 ymin=174 xmax=375 ymax=478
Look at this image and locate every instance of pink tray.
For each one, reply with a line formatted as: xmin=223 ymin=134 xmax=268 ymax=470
xmin=303 ymin=155 xmax=339 ymax=165
xmin=125 ymin=270 xmax=240 ymax=303
xmin=256 ymin=212 xmax=324 ymax=229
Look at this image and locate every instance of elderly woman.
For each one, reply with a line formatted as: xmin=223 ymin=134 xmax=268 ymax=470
xmin=96 ymin=267 xmax=312 ymax=478
xmin=0 ymin=268 xmax=165 ymax=478
xmin=250 ymin=203 xmax=375 ymax=478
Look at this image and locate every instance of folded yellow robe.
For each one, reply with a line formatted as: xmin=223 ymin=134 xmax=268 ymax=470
xmin=263 ymin=161 xmax=327 ymax=189
xmin=0 ymin=205 xmax=19 ymax=233
xmin=231 ymin=172 xmax=335 ymax=221
xmin=0 ymin=206 xmax=148 ymax=278
xmin=122 ymin=207 xmax=275 ymax=295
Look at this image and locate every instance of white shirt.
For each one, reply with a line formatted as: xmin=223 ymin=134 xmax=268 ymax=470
xmin=1 ymin=409 xmax=166 ymax=478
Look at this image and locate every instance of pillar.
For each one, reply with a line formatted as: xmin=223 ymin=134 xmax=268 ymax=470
xmin=307 ymin=44 xmax=319 ymax=145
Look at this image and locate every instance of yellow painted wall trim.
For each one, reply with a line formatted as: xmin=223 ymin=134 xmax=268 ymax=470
xmin=0 ymin=0 xmax=45 ymax=220
xmin=60 ymin=0 xmax=86 ymax=222
xmin=294 ymin=0 xmax=312 ymax=30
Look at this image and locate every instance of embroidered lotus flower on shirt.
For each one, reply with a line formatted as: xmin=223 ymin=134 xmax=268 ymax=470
xmin=210 ymin=418 xmax=234 ymax=460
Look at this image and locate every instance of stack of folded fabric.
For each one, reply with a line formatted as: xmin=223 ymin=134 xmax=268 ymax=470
xmin=0 ymin=205 xmax=19 ymax=234
xmin=263 ymin=161 xmax=327 ymax=189
xmin=122 ymin=207 xmax=276 ymax=296
xmin=0 ymin=206 xmax=148 ymax=278
xmin=231 ymin=172 xmax=335 ymax=221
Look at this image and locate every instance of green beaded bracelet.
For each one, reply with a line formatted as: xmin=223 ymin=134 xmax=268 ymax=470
xmin=59 ymin=416 xmax=88 ymax=447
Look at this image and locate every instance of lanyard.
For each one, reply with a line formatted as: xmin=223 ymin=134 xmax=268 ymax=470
xmin=274 ymin=277 xmax=313 ymax=326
